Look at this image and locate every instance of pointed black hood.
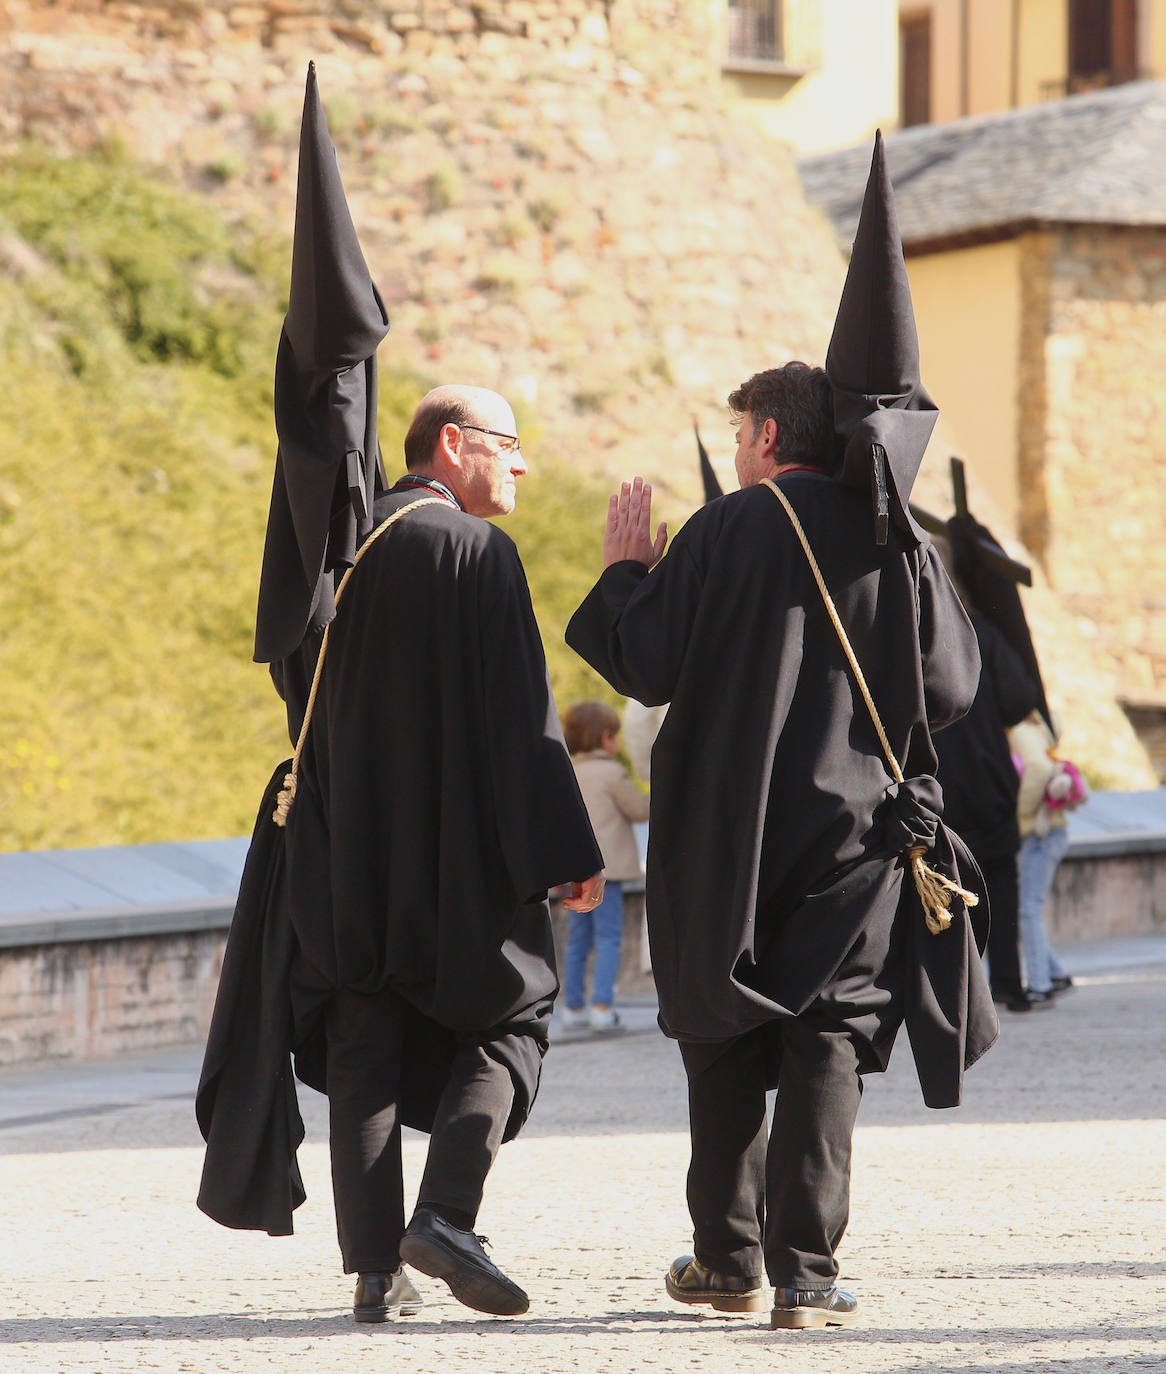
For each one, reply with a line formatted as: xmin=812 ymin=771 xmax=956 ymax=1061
xmin=826 ymin=131 xmax=937 ymax=545
xmin=254 ymin=61 xmax=391 ymax=664
xmin=695 ymin=423 xmax=723 ymax=503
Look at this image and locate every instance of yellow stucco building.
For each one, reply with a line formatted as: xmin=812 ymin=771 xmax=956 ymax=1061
xmin=718 ymin=0 xmax=899 ymax=152
xmin=898 ymin=0 xmax=1166 ymax=126
xmin=719 ymin=1 xmax=1166 ymax=152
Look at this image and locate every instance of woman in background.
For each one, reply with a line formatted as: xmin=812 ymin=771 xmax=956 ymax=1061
xmin=561 ymin=701 xmax=651 ymax=1031
xmin=1010 ymin=709 xmax=1090 ymax=1003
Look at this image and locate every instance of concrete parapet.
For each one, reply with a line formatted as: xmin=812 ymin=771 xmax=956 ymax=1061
xmin=2 ymin=791 xmax=1163 ymax=1067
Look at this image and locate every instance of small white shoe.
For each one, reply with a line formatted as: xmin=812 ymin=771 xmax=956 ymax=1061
xmin=558 ymin=1005 xmax=588 ymax=1030
xmin=588 ymin=1005 xmax=622 ymax=1032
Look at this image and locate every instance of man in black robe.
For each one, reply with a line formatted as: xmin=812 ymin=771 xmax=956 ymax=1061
xmin=925 ymin=482 xmax=1050 ymax=1011
xmin=567 ymin=134 xmax=998 ymax=1331
xmin=199 ymin=384 xmax=603 ymax=1322
xmin=566 ymin=361 xmax=990 ymax=1330
xmin=933 ymin=607 xmax=1043 ymax=1011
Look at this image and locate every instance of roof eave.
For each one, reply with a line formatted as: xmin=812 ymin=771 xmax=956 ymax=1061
xmin=902 ymin=215 xmax=1166 ymax=257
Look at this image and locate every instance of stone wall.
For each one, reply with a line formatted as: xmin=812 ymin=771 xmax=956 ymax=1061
xmin=7 ymin=0 xmax=615 ymax=60
xmin=0 ymin=902 xmax=649 ymax=1067
xmin=3 ymin=0 xmax=718 ymax=91
xmin=1049 ymin=847 xmax=1166 ymax=945
xmin=1020 ymin=224 xmax=1166 ymax=706
xmin=1 ymin=0 xmax=841 ymax=514
xmin=1118 ymin=701 xmax=1166 ymax=783
xmin=0 ymin=929 xmax=222 ymax=1066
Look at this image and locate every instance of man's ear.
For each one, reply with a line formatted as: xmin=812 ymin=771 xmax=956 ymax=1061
xmin=761 ymin=418 xmax=779 ymax=456
xmin=438 ymin=422 xmax=463 ymax=468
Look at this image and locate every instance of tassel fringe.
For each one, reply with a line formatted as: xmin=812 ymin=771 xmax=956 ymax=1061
xmin=272 ymin=772 xmax=297 ymax=828
xmin=908 ymin=845 xmax=978 ymax=935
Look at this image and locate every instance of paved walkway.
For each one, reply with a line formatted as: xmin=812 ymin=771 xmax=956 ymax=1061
xmin=1 ymin=935 xmax=1164 ymax=1373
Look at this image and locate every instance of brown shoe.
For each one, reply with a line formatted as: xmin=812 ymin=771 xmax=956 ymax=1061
xmin=770 ymin=1285 xmax=859 ymax=1329
xmin=665 ymin=1255 xmax=766 ymax=1313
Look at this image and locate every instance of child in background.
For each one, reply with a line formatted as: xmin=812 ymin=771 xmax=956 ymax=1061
xmin=1010 ymin=709 xmax=1090 ymax=1002
xmin=561 ymin=701 xmax=651 ymax=1032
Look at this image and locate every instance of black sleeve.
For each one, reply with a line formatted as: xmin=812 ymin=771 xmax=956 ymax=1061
xmin=565 ymin=534 xmax=705 ymax=708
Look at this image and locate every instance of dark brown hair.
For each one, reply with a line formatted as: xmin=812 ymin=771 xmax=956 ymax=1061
xmin=403 ymin=393 xmax=476 ymax=470
xmin=727 ymin=362 xmax=835 ymax=472
xmin=563 ymin=700 xmax=621 ymax=755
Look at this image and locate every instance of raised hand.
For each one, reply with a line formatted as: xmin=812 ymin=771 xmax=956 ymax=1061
xmin=602 ymin=476 xmax=668 ymax=570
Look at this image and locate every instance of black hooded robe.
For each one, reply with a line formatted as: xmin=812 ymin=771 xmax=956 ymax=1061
xmin=934 ymin=612 xmax=1041 ymax=862
xmin=566 ymin=472 xmax=998 ymax=1108
xmin=198 ymin=489 xmax=601 ymax=1234
xmin=933 ymin=611 xmax=1042 ymax=998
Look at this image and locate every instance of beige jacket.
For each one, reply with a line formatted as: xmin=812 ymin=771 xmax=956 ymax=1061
xmin=571 ymin=750 xmax=650 ymax=881
xmin=1009 ymin=714 xmax=1065 ymax=837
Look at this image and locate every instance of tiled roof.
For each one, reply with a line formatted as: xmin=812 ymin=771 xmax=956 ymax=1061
xmin=797 ymin=80 xmax=1166 ymax=249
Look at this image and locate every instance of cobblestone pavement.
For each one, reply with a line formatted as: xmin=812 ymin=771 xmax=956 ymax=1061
xmin=1 ymin=937 xmax=1164 ymax=1374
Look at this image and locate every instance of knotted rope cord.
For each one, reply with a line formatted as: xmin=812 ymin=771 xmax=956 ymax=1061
xmin=761 ymin=478 xmax=977 ymax=934
xmin=272 ymin=496 xmax=446 ymax=827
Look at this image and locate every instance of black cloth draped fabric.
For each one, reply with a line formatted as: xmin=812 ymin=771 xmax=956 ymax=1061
xmin=932 ymin=611 xmax=1042 ymax=998
xmin=934 ymin=613 xmax=1041 ymax=860
xmin=254 ymin=62 xmax=391 ymax=666
xmin=949 ymin=514 xmax=1053 ymax=734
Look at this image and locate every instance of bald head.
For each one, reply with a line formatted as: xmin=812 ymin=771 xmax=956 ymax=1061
xmin=404 ymin=386 xmax=515 ymax=470
xmin=403 ymin=383 xmax=526 ymax=517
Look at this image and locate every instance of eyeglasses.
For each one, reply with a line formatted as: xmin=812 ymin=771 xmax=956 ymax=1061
xmin=459 ymin=424 xmax=522 ymax=457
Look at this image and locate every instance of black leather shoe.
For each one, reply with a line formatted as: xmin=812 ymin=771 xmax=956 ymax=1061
xmin=353 ymin=1268 xmax=423 ymax=1322
xmin=399 ymin=1209 xmax=529 ymax=1317
xmin=994 ymin=988 xmax=1056 ymax=1012
xmin=771 ymin=1285 xmax=859 ymax=1329
xmin=665 ymin=1255 xmax=766 ymax=1313
xmin=1051 ymin=974 xmax=1074 ymax=993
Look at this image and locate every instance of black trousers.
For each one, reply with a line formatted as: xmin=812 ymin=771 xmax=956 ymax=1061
xmin=979 ymin=851 xmax=1023 ymax=995
xmin=681 ymin=1014 xmax=863 ymax=1290
xmin=325 ymin=984 xmax=515 ymax=1274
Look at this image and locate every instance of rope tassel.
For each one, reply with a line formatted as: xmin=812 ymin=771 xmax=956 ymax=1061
xmin=908 ymin=845 xmax=978 ymax=936
xmin=272 ymin=772 xmax=297 ymax=828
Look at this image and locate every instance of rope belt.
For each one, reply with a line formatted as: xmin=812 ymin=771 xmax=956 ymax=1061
xmin=272 ymin=496 xmax=447 ymax=827
xmin=761 ymin=478 xmax=977 ymax=935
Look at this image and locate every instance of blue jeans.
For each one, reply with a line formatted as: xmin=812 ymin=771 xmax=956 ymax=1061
xmin=564 ymin=881 xmax=624 ymax=1008
xmin=1018 ymin=828 xmax=1070 ymax=993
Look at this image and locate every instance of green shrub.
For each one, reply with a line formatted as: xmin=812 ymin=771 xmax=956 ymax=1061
xmin=0 ymin=144 xmax=282 ymax=383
